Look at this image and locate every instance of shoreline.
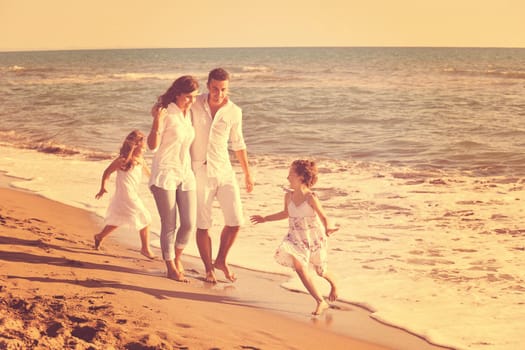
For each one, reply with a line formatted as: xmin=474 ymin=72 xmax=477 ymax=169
xmin=0 ymin=173 xmax=454 ymax=350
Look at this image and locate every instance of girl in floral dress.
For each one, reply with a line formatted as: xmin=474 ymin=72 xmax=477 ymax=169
xmin=250 ymin=159 xmax=339 ymax=315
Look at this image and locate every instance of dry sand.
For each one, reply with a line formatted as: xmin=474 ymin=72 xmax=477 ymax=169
xmin=0 ymin=183 xmax=451 ymax=350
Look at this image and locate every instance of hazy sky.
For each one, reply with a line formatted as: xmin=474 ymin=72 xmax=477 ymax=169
xmin=1 ymin=0 xmax=524 ymax=51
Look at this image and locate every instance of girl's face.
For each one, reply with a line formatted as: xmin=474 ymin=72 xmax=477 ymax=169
xmin=133 ymin=135 xmax=146 ymax=155
xmin=287 ymin=166 xmax=303 ymax=189
xmin=175 ymin=90 xmax=199 ymax=112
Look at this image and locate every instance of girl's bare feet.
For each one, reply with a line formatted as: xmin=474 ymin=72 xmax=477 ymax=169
xmin=312 ymin=300 xmax=330 ymax=316
xmin=140 ymin=248 xmax=156 ymax=259
xmin=94 ymin=234 xmax=102 ymax=250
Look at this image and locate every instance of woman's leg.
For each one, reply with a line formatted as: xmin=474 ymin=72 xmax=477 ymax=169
xmin=292 ymin=257 xmax=329 ymax=315
xmin=174 ymin=187 xmax=196 ymax=280
xmin=150 ymin=186 xmax=179 ymax=278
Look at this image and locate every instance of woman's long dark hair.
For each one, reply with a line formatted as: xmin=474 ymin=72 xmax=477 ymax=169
xmin=157 ymin=75 xmax=199 ymax=108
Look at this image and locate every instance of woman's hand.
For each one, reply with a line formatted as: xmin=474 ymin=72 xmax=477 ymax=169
xmin=150 ymin=101 xmax=162 ymax=118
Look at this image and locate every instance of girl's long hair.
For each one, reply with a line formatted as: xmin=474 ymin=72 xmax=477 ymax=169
xmin=157 ymin=75 xmax=199 ymax=108
xmin=119 ymin=130 xmax=144 ymax=171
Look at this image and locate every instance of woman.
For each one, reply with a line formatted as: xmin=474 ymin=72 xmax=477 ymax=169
xmin=148 ymin=75 xmax=199 ymax=282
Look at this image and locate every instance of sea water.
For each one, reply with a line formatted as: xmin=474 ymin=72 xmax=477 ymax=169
xmin=1 ymin=47 xmax=524 ymax=350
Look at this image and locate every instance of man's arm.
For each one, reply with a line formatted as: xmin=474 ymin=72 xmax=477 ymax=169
xmin=234 ymin=149 xmax=254 ymax=193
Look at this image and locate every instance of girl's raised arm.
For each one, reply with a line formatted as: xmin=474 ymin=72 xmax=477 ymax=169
xmin=95 ymin=157 xmax=125 ymax=199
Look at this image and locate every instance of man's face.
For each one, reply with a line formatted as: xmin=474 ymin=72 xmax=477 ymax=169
xmin=207 ymin=78 xmax=229 ymax=105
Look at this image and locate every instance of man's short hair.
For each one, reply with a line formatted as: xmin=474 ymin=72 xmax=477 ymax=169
xmin=208 ymin=68 xmax=230 ymax=83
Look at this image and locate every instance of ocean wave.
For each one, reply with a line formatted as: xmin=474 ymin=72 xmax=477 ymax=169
xmin=0 ymin=131 xmax=112 ymax=161
xmin=443 ymin=67 xmax=525 ymax=80
xmin=241 ymin=65 xmax=273 ymax=73
xmin=8 ymin=65 xmax=25 ymax=72
xmin=3 ymin=69 xmax=183 ymax=85
xmin=110 ymin=72 xmax=180 ymax=81
xmin=4 ymin=65 xmax=57 ymax=75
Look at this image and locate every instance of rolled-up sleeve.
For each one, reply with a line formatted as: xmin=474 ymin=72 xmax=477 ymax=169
xmin=230 ymin=111 xmax=246 ymax=151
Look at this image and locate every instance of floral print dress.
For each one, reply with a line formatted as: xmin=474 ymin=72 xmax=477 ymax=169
xmin=274 ymin=197 xmax=328 ymax=274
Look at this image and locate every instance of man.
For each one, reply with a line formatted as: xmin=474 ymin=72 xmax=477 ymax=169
xmin=191 ymin=68 xmax=254 ymax=283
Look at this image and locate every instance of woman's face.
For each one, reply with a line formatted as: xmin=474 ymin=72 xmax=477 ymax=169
xmin=175 ymin=90 xmax=199 ymax=112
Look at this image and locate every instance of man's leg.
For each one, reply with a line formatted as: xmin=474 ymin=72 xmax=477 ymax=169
xmin=214 ymin=178 xmax=243 ymax=282
xmin=196 ymin=228 xmax=216 ymax=283
xmin=214 ymin=225 xmax=239 ymax=282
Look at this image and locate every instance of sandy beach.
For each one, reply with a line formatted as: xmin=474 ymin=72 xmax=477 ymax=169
xmin=0 ymin=177 xmax=454 ymax=350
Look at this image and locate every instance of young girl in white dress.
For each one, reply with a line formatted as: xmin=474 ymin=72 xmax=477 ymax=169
xmin=94 ymin=130 xmax=155 ymax=259
xmin=250 ymin=159 xmax=339 ymax=315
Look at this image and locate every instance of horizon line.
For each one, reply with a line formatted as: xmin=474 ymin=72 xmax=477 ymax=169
xmin=1 ymin=44 xmax=525 ymax=53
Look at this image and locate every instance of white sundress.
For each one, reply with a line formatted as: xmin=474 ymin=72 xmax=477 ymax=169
xmin=104 ymin=162 xmax=151 ymax=230
xmin=274 ymin=197 xmax=328 ymax=274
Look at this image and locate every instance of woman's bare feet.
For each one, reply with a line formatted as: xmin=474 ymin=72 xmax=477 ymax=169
xmin=167 ymin=269 xmax=189 ymax=283
xmin=175 ymin=258 xmax=185 ymax=275
xmin=214 ymin=261 xmax=236 ymax=282
xmin=166 ymin=260 xmax=188 ymax=283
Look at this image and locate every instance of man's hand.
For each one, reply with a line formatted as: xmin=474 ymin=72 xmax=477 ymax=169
xmin=245 ymin=174 xmax=254 ymax=193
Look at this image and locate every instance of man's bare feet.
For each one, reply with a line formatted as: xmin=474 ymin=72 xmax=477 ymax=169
xmin=140 ymin=248 xmax=156 ymax=260
xmin=94 ymin=234 xmax=102 ymax=250
xmin=312 ymin=300 xmax=330 ymax=316
xmin=328 ymin=285 xmax=338 ymax=302
xmin=214 ymin=261 xmax=236 ymax=282
xmin=204 ymin=270 xmax=217 ymax=283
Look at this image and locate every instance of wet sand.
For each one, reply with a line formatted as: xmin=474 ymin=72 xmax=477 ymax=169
xmin=0 ymin=178 xmax=452 ymax=349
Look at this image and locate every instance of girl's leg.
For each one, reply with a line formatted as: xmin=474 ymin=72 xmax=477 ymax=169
xmin=150 ymin=186 xmax=180 ymax=279
xmin=318 ymin=268 xmax=338 ymax=302
xmin=292 ymin=257 xmax=329 ymax=315
xmin=173 ymin=187 xmax=196 ymax=281
xmin=94 ymin=225 xmax=118 ymax=249
xmin=138 ymin=225 xmax=155 ymax=259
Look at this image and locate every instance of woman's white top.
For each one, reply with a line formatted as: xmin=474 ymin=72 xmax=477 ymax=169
xmin=149 ymin=102 xmax=195 ymax=191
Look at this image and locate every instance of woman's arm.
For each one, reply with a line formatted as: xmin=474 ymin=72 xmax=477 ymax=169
xmin=147 ymin=104 xmax=166 ymax=150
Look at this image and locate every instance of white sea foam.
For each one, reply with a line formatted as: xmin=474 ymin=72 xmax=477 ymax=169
xmin=1 ymin=145 xmax=524 ymax=350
